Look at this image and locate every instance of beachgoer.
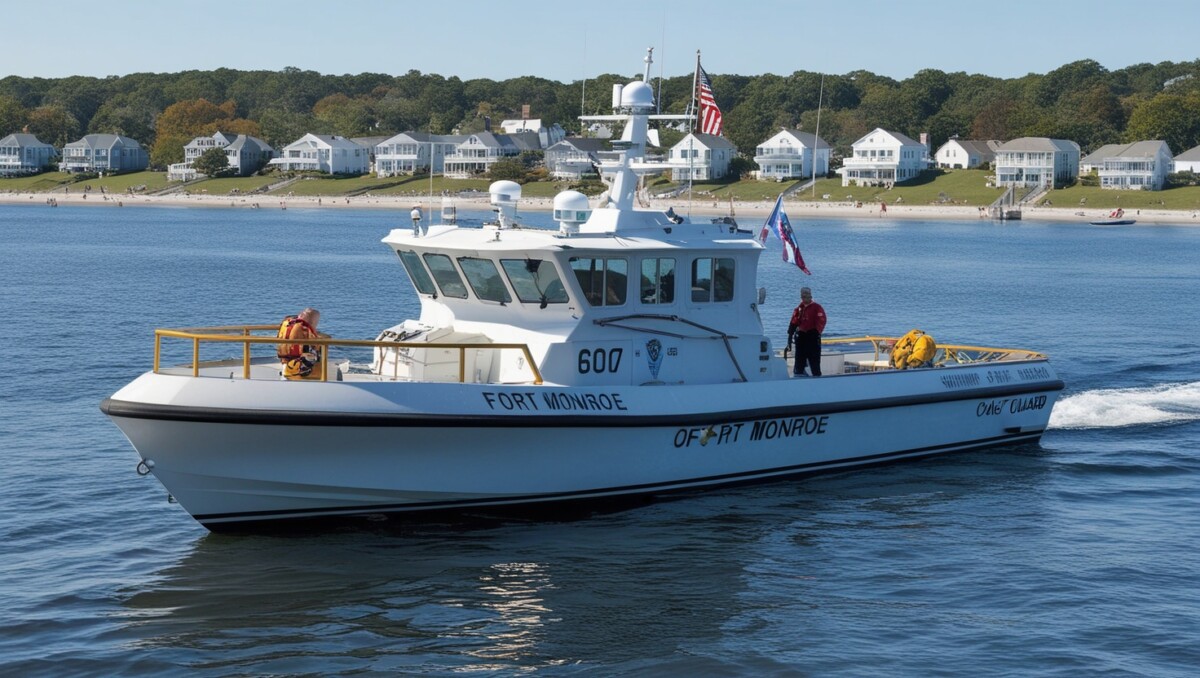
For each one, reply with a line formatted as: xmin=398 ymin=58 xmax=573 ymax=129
xmin=787 ymin=287 xmax=827 ymax=377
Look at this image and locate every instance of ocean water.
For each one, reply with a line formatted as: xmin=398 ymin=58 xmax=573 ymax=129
xmin=1 ymin=203 xmax=1198 ymax=675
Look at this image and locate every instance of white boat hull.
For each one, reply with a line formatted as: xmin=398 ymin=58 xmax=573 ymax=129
xmin=103 ymin=360 xmax=1063 ymax=529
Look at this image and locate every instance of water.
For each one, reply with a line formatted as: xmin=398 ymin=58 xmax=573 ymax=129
xmin=2 ymin=203 xmax=1198 ymax=675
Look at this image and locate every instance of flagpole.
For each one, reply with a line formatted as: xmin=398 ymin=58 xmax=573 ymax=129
xmin=812 ymin=73 xmax=824 ymax=199
xmin=688 ymin=50 xmax=700 ymax=220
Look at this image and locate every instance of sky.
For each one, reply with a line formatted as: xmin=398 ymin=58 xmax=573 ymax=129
xmin=5 ymin=0 xmax=1198 ymax=83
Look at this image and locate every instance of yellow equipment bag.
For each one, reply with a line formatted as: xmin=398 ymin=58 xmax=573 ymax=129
xmin=891 ymin=329 xmax=937 ymax=369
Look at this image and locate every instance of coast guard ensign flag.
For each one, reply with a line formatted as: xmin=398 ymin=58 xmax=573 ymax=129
xmin=758 ymin=195 xmax=811 ymax=274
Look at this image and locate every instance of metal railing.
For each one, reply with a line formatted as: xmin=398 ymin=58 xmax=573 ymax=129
xmin=819 ymin=335 xmax=1046 ymax=369
xmin=153 ymin=324 xmax=543 ymax=384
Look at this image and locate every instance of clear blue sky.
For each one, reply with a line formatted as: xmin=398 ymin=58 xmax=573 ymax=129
xmin=6 ymin=0 xmax=1197 ymax=82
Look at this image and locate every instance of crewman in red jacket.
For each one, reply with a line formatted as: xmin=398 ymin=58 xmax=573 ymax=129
xmin=787 ymin=287 xmax=827 ymax=376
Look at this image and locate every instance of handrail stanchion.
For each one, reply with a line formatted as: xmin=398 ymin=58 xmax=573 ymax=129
xmin=154 ymin=332 xmax=162 ymax=374
xmin=459 ymin=347 xmax=466 ymax=383
xmin=243 ymin=340 xmax=251 ymax=380
xmin=320 ymin=343 xmax=328 ymax=381
xmin=192 ymin=338 xmax=200 ymax=377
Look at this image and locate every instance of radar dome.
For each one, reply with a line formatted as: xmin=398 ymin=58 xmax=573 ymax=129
xmin=489 ymin=180 xmax=522 ymax=202
xmin=553 ymin=190 xmax=591 ymax=235
xmin=620 ymin=81 xmax=654 ymax=109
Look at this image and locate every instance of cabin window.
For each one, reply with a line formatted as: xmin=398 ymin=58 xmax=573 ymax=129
xmin=640 ymin=257 xmax=676 ymax=304
xmin=457 ymin=257 xmax=512 ymax=303
xmin=691 ymin=257 xmax=735 ymax=302
xmin=422 ymin=253 xmax=468 ymax=299
xmin=569 ymin=257 xmax=628 ymax=306
xmin=501 ymin=258 xmax=569 ymax=305
xmin=397 ymin=250 xmax=437 ymax=296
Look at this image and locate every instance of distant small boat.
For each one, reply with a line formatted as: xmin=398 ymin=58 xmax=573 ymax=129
xmin=1091 ymin=209 xmax=1134 ymax=226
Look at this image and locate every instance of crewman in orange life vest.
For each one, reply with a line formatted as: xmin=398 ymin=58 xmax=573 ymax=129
xmin=277 ymin=307 xmax=323 ymax=379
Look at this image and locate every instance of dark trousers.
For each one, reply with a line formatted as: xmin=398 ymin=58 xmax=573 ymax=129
xmin=794 ymin=331 xmax=822 ymax=376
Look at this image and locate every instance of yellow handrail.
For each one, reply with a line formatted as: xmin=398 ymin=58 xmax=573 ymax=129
xmin=818 ymin=335 xmax=1046 ymax=364
xmin=152 ymin=325 xmax=544 ymax=385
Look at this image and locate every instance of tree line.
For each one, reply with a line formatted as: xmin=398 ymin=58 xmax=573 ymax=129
xmin=2 ymin=58 xmax=1199 ymax=170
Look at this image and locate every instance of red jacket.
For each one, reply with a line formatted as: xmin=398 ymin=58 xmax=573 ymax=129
xmin=788 ymin=301 xmax=827 ymax=337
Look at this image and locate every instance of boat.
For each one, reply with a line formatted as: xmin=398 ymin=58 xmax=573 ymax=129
xmin=1091 ymin=208 xmax=1135 ymax=226
xmin=101 ymin=50 xmax=1065 ymax=531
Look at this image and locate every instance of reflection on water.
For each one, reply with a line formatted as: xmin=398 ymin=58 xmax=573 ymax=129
xmin=110 ymin=448 xmax=1058 ymax=673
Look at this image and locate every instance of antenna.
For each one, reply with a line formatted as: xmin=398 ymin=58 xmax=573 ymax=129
xmin=657 ymin=14 xmax=666 ymax=115
xmin=581 ymin=30 xmax=587 ymax=136
xmin=643 ymin=47 xmax=654 ymax=82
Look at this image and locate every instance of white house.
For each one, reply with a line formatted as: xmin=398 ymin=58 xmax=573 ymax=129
xmin=1080 ymin=141 xmax=1173 ymax=191
xmin=443 ymin=132 xmax=540 ymax=178
xmin=375 ymin=132 xmax=465 ymax=176
xmin=669 ymin=133 xmax=737 ymax=181
xmin=754 ymin=129 xmax=830 ymax=181
xmin=934 ymin=138 xmax=1000 ymax=169
xmin=60 ymin=134 xmax=148 ymax=173
xmin=0 ymin=133 xmax=57 ymax=176
xmin=267 ymin=134 xmax=369 ymax=174
xmin=993 ymin=137 xmax=1080 ymax=189
xmin=1174 ymin=145 xmax=1200 ymax=174
xmin=544 ymin=138 xmax=609 ymax=180
xmin=499 ymin=119 xmax=567 ymax=148
xmin=839 ymin=128 xmax=929 ymax=187
xmin=168 ymin=132 xmax=275 ymax=180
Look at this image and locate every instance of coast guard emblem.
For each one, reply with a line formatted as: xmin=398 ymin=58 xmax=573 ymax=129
xmin=646 ymin=339 xmax=663 ymax=379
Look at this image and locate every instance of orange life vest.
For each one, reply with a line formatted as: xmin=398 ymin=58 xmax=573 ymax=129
xmin=276 ymin=316 xmax=316 ymax=361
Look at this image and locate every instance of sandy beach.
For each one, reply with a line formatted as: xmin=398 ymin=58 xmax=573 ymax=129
xmin=4 ymin=190 xmax=1199 ymax=225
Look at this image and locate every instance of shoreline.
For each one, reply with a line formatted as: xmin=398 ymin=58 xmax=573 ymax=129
xmin=4 ymin=191 xmax=1198 ymax=225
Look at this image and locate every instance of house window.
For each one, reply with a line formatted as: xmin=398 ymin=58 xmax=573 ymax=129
xmin=640 ymin=258 xmax=676 ymax=304
xmin=570 ymin=257 xmax=628 ymax=306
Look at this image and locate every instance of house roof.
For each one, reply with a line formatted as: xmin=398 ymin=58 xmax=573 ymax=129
xmin=0 ymin=133 xmax=54 ymax=148
xmin=772 ymin=129 xmax=830 ymax=150
xmin=852 ymin=128 xmax=925 ymax=148
xmin=63 ymin=134 xmax=144 ymax=150
xmin=286 ymin=133 xmax=366 ymax=150
xmin=940 ymin=139 xmax=1000 ymax=159
xmin=225 ymin=134 xmax=274 ymax=153
xmin=674 ymin=133 xmax=737 ymax=151
xmin=1081 ymin=140 xmax=1170 ymax=164
xmin=997 ymin=137 xmax=1079 ymax=153
xmin=350 ymin=135 xmax=390 ymax=149
xmin=1176 ymin=144 xmax=1200 ymax=161
xmin=549 ymin=138 xmax=610 ymax=153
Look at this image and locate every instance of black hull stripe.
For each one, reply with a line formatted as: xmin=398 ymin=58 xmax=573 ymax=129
xmin=102 ymin=380 xmax=1063 ymax=428
xmin=195 ymin=430 xmax=1043 ymax=523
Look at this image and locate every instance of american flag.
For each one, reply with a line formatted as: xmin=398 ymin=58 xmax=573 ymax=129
xmin=696 ymin=65 xmax=723 ymax=136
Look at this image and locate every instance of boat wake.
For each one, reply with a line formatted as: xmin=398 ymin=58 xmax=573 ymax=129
xmin=1049 ymin=381 xmax=1200 ymax=429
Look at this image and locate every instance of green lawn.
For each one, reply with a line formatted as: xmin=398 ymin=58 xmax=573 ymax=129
xmin=0 ymin=172 xmax=75 ymax=192
xmin=794 ymin=169 xmax=1004 ymax=207
xmin=1035 ymin=184 xmax=1200 ymax=211
xmin=370 ymin=176 xmax=491 ymax=196
xmin=185 ymin=175 xmax=279 ymax=195
xmin=83 ymin=171 xmax=171 ymax=194
xmin=267 ymin=174 xmax=412 ymax=196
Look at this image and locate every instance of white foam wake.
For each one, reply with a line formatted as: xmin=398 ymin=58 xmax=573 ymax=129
xmin=1049 ymin=381 xmax=1200 ymax=429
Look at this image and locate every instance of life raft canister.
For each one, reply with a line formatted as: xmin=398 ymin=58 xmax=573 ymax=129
xmin=891 ymin=329 xmax=937 ymax=369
